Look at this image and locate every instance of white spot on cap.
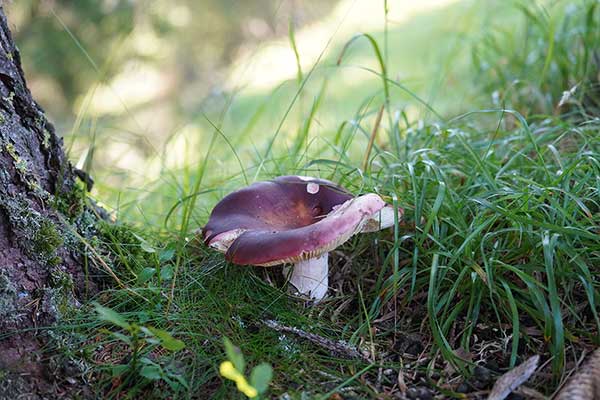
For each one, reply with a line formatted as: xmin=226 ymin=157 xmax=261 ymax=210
xmin=307 ymin=183 xmax=319 ymax=194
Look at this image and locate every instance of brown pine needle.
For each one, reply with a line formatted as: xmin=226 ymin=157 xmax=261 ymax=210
xmin=362 ymin=104 xmax=385 ymax=172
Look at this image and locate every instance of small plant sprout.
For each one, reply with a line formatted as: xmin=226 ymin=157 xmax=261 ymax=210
xmin=202 ymin=175 xmax=401 ymax=302
xmin=220 ymin=337 xmax=273 ymax=398
xmin=94 ymin=303 xmax=188 ymax=391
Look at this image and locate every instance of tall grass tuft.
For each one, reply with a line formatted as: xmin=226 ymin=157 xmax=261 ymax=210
xmin=473 ymin=0 xmax=600 ymax=118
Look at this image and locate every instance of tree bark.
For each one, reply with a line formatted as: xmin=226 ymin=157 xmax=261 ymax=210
xmin=0 ymin=6 xmax=97 ymax=397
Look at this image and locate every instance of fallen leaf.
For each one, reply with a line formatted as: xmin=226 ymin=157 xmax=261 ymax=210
xmin=488 ymin=355 xmax=539 ymax=400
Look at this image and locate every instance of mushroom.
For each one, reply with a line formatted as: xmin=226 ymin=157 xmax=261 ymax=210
xmin=202 ymin=176 xmax=401 ymax=302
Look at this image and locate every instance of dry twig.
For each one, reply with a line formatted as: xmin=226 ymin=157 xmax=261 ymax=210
xmin=263 ymin=319 xmax=371 ymax=362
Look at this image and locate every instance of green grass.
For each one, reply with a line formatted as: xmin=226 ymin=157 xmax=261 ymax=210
xmin=40 ymin=0 xmax=600 ymax=398
xmin=473 ymin=0 xmax=600 ymax=118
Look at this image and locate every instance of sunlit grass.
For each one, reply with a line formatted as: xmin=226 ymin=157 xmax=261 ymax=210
xmin=82 ymin=0 xmax=518 ymax=224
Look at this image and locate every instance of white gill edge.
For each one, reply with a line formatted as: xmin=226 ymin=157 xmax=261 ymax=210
xmin=208 ymin=228 xmax=247 ymax=252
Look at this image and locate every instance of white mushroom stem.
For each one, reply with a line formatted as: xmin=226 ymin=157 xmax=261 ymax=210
xmin=286 ymin=253 xmax=329 ymax=302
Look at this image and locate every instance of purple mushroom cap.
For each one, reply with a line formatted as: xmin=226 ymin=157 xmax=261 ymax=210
xmin=203 ymin=176 xmax=354 ymax=262
xmin=202 ymin=175 xmax=402 ymax=300
xmin=225 ymin=193 xmax=385 ymax=266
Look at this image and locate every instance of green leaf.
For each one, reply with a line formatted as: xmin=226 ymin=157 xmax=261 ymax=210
xmin=148 ymin=327 xmax=185 ymax=351
xmin=163 ymin=376 xmax=181 ymax=391
xmin=94 ymin=303 xmax=131 ymax=330
xmin=223 ymin=337 xmax=245 ymax=373
xmin=141 ymin=242 xmax=156 ymax=253
xmin=140 ymin=326 xmax=161 ymax=345
xmin=111 ymin=364 xmax=129 ymax=377
xmin=140 ymin=364 xmax=162 ymax=380
xmin=159 ymin=248 xmax=175 ymax=262
xmin=543 ymin=232 xmax=564 ymax=374
xmin=138 ymin=267 xmax=156 ymax=284
xmin=160 ymin=265 xmax=174 ymax=281
xmin=110 ymin=331 xmax=132 ymax=346
xmin=139 ymin=356 xmax=155 ymax=365
xmin=250 ymin=363 xmax=273 ymax=394
xmin=501 ymin=280 xmax=520 ymax=368
xmin=137 ymin=311 xmax=151 ymax=324
xmin=168 ymin=372 xmax=190 ymax=390
xmin=133 ymin=233 xmax=156 ymax=253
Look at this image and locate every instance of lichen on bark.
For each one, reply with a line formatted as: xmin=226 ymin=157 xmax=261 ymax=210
xmin=0 ymin=269 xmax=18 ymax=324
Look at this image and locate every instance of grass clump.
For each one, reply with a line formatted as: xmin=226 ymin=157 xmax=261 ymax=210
xmin=474 ymin=0 xmax=600 ymax=118
xmin=372 ymin=112 xmax=599 ymax=377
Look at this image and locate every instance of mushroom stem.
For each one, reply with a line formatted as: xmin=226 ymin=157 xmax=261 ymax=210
xmin=287 ymin=253 xmax=329 ymax=301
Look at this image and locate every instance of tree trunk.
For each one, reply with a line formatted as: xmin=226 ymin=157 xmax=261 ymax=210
xmin=0 ymin=7 xmax=97 ymax=397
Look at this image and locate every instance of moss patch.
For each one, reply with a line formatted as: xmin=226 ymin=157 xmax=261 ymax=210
xmin=52 ymin=182 xmax=86 ymax=221
xmin=0 ymin=196 xmax=66 ymax=266
xmin=33 ymin=220 xmax=63 ymax=266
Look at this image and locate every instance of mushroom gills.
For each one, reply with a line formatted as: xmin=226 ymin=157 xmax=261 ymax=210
xmin=284 ymin=253 xmax=329 ymax=301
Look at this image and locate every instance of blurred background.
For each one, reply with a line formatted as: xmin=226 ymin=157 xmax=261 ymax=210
xmin=6 ymin=1 xmax=521 ymax=227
